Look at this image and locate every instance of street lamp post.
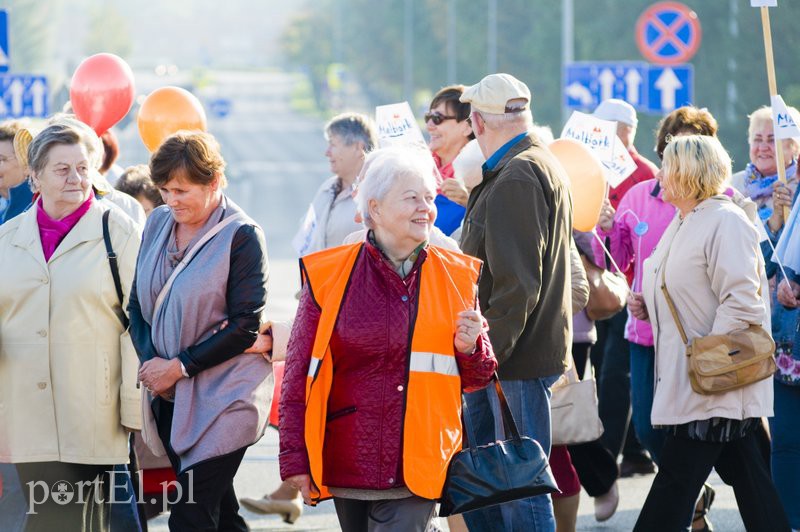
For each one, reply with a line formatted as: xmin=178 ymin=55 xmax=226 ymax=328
xmin=447 ymin=0 xmax=456 ymax=84
xmin=404 ymin=0 xmax=414 ymax=103
xmin=488 ymin=0 xmax=497 ymax=73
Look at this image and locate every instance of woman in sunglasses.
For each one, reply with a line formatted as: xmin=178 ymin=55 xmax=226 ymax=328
xmin=425 ymin=85 xmax=474 ymax=236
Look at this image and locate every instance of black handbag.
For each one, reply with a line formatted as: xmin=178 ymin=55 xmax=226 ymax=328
xmin=439 ymin=376 xmax=560 ymax=517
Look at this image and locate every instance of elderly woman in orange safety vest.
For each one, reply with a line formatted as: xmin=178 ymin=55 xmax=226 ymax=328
xmin=278 ymin=145 xmax=497 ymax=532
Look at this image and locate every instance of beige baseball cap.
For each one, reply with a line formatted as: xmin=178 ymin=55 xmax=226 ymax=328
xmin=460 ymin=73 xmax=531 ymax=115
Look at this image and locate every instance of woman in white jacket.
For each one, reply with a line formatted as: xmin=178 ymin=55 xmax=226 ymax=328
xmin=0 ymin=122 xmax=141 ymax=531
xmin=630 ymin=135 xmax=789 ymax=531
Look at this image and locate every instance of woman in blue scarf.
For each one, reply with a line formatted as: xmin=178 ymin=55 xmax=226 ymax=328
xmin=736 ymin=105 xmax=800 ymax=530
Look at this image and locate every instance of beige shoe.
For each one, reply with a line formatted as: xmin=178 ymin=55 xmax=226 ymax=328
xmin=240 ymin=494 xmax=303 ymax=524
xmin=594 ymin=482 xmax=619 ymax=522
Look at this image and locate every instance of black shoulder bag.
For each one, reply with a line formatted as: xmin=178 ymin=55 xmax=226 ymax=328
xmin=102 ymin=209 xmax=129 ymax=330
xmin=439 ymin=375 xmax=560 ymax=517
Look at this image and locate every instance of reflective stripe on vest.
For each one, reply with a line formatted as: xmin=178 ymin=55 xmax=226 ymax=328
xmin=307 ymin=357 xmax=321 ymax=379
xmin=409 ymin=351 xmax=460 ymax=377
xmin=300 ymin=243 xmax=482 ymax=502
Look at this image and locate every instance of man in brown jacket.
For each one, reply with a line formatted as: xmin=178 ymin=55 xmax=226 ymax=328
xmin=459 ymin=73 xmax=572 ymax=532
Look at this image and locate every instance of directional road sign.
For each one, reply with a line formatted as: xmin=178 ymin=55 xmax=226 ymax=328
xmin=646 ymin=65 xmax=693 ymax=114
xmin=0 ymin=11 xmax=8 ymax=73
xmin=564 ymin=62 xmax=648 ymax=111
xmin=564 ymin=62 xmax=693 ymax=115
xmin=0 ymin=75 xmax=48 ymax=119
xmin=209 ymin=97 xmax=232 ymax=119
xmin=636 ymin=2 xmax=701 ymax=65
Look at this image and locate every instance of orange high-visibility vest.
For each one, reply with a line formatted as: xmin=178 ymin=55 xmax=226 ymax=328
xmin=299 ymin=242 xmax=482 ymax=503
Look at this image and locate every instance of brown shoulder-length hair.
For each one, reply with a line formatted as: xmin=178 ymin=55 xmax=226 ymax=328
xmin=149 ymin=130 xmax=227 ymax=188
xmin=430 ymin=85 xmax=475 ymax=140
xmin=654 ymin=106 xmax=718 ymax=161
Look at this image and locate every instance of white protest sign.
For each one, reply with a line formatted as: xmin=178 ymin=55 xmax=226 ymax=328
xmin=560 ymin=111 xmax=617 ymax=162
xmin=771 ymin=95 xmax=800 ymax=140
xmin=751 ymin=0 xmax=777 ymax=7
xmin=375 ymin=102 xmax=426 ymax=148
xmin=601 ymin=140 xmax=637 ymax=189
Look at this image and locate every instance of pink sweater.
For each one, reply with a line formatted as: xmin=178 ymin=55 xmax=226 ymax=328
xmin=37 ymin=194 xmax=94 ymax=262
xmin=593 ymin=179 xmax=675 ymax=346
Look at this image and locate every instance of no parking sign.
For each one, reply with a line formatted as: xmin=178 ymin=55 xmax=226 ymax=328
xmin=636 ymin=2 xmax=702 ymax=65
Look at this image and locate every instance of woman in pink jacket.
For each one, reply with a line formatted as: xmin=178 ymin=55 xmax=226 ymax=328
xmin=593 ymin=107 xmax=718 ymax=470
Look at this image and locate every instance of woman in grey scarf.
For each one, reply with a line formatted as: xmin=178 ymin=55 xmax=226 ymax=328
xmin=128 ymin=131 xmax=272 ymax=531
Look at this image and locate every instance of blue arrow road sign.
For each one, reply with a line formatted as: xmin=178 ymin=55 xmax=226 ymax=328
xmin=564 ymin=62 xmax=693 ymax=115
xmin=564 ymin=62 xmax=649 ymax=112
xmin=0 ymin=11 xmax=8 ymax=73
xmin=209 ymin=97 xmax=232 ymax=119
xmin=646 ymin=65 xmax=693 ymax=114
xmin=0 ymin=75 xmax=48 ymax=119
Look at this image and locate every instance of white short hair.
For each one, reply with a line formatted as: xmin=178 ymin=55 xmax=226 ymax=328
xmin=747 ymin=106 xmax=800 ymax=152
xmin=478 ymin=109 xmax=534 ymax=131
xmin=356 ymin=145 xmax=438 ymax=229
xmin=530 ymin=124 xmax=555 ymax=144
xmin=452 ymin=139 xmax=485 ymax=184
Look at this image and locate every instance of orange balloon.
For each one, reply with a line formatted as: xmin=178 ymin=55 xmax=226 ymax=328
xmin=137 ymin=86 xmax=207 ymax=152
xmin=549 ymin=139 xmax=607 ymax=232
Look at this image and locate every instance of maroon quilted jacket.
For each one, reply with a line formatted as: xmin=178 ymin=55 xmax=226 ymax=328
xmin=278 ymin=242 xmax=497 ymax=491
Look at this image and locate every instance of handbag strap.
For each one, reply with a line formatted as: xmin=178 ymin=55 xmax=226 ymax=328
xmin=102 ymin=209 xmax=129 ymax=330
xmin=493 ymin=374 xmax=522 ymax=441
xmin=660 ymin=251 xmax=763 ymax=351
xmin=153 ymin=213 xmax=244 ymax=317
xmin=660 ymin=269 xmax=690 ymax=347
xmin=461 ymin=373 xmax=524 ymax=447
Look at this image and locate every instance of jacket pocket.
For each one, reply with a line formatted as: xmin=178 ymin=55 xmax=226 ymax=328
xmin=326 ymin=405 xmax=357 ymax=421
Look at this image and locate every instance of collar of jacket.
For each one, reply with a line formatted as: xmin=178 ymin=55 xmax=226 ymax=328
xmin=481 ymin=133 xmax=538 ymax=185
xmin=11 ymin=198 xmax=107 ymax=267
xmin=364 ymin=230 xmax=429 ymax=279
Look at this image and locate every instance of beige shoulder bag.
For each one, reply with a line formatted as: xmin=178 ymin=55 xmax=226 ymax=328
xmin=660 ymin=264 xmax=776 ymax=395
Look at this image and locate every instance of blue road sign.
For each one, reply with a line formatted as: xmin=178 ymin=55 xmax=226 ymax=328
xmin=0 ymin=11 xmax=8 ymax=73
xmin=564 ymin=62 xmax=693 ymax=115
xmin=0 ymin=75 xmax=48 ymax=119
xmin=564 ymin=62 xmax=648 ymax=112
xmin=209 ymin=97 xmax=232 ymax=119
xmin=646 ymin=65 xmax=693 ymax=114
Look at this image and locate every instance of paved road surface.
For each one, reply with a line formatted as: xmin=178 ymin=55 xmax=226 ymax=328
xmin=120 ymin=71 xmax=746 ymax=531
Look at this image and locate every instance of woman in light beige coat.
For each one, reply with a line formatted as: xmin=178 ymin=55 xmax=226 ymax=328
xmin=0 ymin=122 xmax=141 ymax=531
xmin=629 ymin=135 xmax=788 ymax=531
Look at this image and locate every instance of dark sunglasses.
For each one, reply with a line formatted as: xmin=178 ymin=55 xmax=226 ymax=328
xmin=424 ymin=112 xmax=457 ymax=125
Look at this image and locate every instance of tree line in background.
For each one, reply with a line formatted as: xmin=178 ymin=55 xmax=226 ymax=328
xmin=281 ymin=0 xmax=800 ymax=169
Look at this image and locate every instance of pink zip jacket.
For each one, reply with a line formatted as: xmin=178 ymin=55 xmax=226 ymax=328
xmin=593 ymin=178 xmax=675 ymax=346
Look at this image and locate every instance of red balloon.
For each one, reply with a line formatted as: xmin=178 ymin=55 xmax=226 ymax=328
xmin=70 ymin=53 xmax=135 ymax=136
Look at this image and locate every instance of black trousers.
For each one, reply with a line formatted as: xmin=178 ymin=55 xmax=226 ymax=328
xmin=333 ymin=496 xmax=436 ymax=532
xmin=634 ymin=431 xmax=790 ymax=531
xmin=153 ymin=397 xmax=248 ymax=532
xmin=16 ymin=461 xmax=111 ymax=532
xmin=568 ymin=342 xmax=619 ymax=497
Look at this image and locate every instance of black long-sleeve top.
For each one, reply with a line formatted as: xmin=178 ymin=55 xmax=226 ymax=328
xmin=128 ymin=224 xmax=269 ymax=377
